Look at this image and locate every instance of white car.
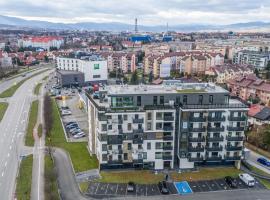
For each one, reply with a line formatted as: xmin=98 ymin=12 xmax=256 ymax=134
xmin=61 ymin=110 xmax=72 ymax=116
xmin=73 ymin=132 xmax=86 ymax=139
xmin=239 ymin=173 xmax=255 ymax=187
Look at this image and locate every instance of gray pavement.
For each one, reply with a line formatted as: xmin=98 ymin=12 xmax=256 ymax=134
xmin=246 ymin=148 xmax=270 ymax=175
xmin=0 ymin=68 xmax=51 ymax=200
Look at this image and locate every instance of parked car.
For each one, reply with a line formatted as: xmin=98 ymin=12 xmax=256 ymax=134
xmin=70 ymin=128 xmax=82 ymax=134
xmin=61 ymin=110 xmax=72 ymax=116
xmin=158 ymin=181 xmax=169 ymax=194
xmin=55 ymin=95 xmax=62 ymax=100
xmin=70 ymin=129 xmax=83 ymax=135
xmin=127 ymin=182 xmax=135 ymax=192
xmin=257 ymin=157 xmax=270 ymax=167
xmin=224 ymin=176 xmax=237 ymax=188
xmin=66 ymin=121 xmax=76 ymax=126
xmin=61 ymin=106 xmax=70 ymax=110
xmin=66 ymin=124 xmax=78 ymax=130
xmin=73 ymin=132 xmax=86 ymax=139
xmin=239 ymin=173 xmax=255 ymax=187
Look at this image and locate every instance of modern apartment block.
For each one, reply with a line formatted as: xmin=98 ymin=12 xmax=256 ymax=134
xmin=86 ymin=81 xmax=248 ymax=170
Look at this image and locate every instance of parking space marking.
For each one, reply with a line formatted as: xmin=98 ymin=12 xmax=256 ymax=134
xmin=136 ymin=184 xmax=147 ymax=196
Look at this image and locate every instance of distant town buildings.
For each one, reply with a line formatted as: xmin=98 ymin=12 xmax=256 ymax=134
xmin=18 ymin=36 xmax=64 ymax=50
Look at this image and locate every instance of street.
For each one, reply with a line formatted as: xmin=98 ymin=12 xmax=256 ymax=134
xmin=246 ymin=148 xmax=270 ymax=174
xmin=0 ymin=68 xmax=51 ymax=200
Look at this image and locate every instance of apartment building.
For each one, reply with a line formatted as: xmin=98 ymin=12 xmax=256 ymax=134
xmin=86 ymin=82 xmax=248 ymax=170
xmin=18 ymin=36 xmax=64 ymax=50
xmin=56 ymin=54 xmax=108 ymax=83
xmin=227 ymin=75 xmax=270 ymax=105
xmin=233 ymin=50 xmax=270 ymax=70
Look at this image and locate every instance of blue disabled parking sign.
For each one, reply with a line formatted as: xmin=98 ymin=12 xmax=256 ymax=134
xmin=174 ymin=181 xmax=193 ymax=195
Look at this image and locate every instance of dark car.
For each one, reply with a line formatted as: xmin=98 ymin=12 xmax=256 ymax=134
xmin=127 ymin=182 xmax=135 ymax=192
xmin=257 ymin=157 xmax=270 ymax=167
xmin=158 ymin=181 xmax=169 ymax=194
xmin=224 ymin=176 xmax=237 ymax=188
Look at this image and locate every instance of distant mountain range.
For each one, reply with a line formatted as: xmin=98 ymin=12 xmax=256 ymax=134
xmin=1 ymin=15 xmax=270 ymax=32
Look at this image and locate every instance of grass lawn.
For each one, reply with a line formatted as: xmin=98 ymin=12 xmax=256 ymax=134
xmin=34 ymin=83 xmax=42 ymax=95
xmin=15 ymin=155 xmax=33 ymax=200
xmin=45 ymin=155 xmax=60 ymax=200
xmin=249 ymin=165 xmax=270 ymax=189
xmin=0 ymin=69 xmax=48 ymax=98
xmin=0 ymin=102 xmax=8 ymax=121
xmin=46 ymin=99 xmax=98 ymax=172
xmin=25 ymin=100 xmax=39 ymax=146
xmin=38 ymin=124 xmax=42 ymax=138
xmin=79 ymin=182 xmax=89 ymax=193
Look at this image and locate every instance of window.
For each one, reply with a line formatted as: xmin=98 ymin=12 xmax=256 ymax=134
xmin=147 ymin=122 xmax=152 ymax=130
xmin=108 ymin=145 xmax=112 ymax=150
xmin=118 ymin=125 xmax=122 ymax=130
xmin=138 ymin=144 xmax=142 ymax=149
xmin=147 ymin=142 xmax=151 ymax=150
xmin=101 ymin=124 xmax=107 ymax=131
xmin=209 ymin=95 xmax=213 ymax=104
xmin=155 ymin=152 xmax=162 ymax=159
xmin=160 ymin=96 xmax=164 ymax=105
xmin=102 ymin=154 xmax=107 ymax=161
xmin=143 ymin=152 xmax=147 ymax=159
xmin=127 ymin=143 xmax=132 ymax=150
xmin=94 ymin=63 xmax=100 ymax=69
xmin=93 ymin=75 xmax=101 ymax=78
xmin=155 ymin=142 xmax=163 ymax=149
xmin=127 ymin=123 xmax=132 ymax=130
xmin=102 ymin=144 xmax=107 ymax=151
xmin=137 ymin=96 xmax=141 ymax=106
xmin=135 ymin=114 xmax=138 ymax=119
xmin=156 ymin=123 xmax=162 ymax=130
xmin=183 ymin=95 xmax=187 ymax=104
xmin=147 ymin=113 xmax=152 ymax=120
xmin=118 ymin=145 xmax=122 ymax=150
xmin=108 ymin=125 xmax=112 ymax=130
xmin=124 ymin=153 xmax=128 ymax=160
xmin=199 ymin=95 xmax=203 ymax=104
xmin=153 ymin=96 xmax=158 ymax=105
xmin=123 ymin=115 xmax=127 ymax=120
xmin=118 ymin=155 xmax=122 ymax=160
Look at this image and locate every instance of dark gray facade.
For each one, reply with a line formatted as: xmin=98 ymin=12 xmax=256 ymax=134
xmin=56 ymin=70 xmax=85 ymax=87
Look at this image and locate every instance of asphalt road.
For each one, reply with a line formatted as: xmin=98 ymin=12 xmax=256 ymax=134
xmin=246 ymin=149 xmax=270 ymax=174
xmin=0 ymin=68 xmax=51 ymax=200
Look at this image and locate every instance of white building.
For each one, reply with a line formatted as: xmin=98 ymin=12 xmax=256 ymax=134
xmin=56 ymin=55 xmax=108 ymax=83
xmin=0 ymin=52 xmax=12 ymax=68
xmin=18 ymin=36 xmax=64 ymax=50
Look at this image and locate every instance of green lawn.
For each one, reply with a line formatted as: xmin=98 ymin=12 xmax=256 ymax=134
xmin=0 ymin=69 xmax=48 ymax=98
xmin=15 ymin=155 xmax=33 ymax=200
xmin=249 ymin=165 xmax=270 ymax=189
xmin=46 ymin=99 xmax=98 ymax=172
xmin=34 ymin=83 xmax=42 ymax=95
xmin=25 ymin=100 xmax=39 ymax=146
xmin=45 ymin=155 xmax=60 ymax=200
xmin=38 ymin=124 xmax=42 ymax=138
xmin=0 ymin=102 xmax=8 ymax=121
xmin=79 ymin=182 xmax=89 ymax=193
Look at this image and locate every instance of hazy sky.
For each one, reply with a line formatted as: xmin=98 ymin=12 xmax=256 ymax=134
xmin=0 ymin=0 xmax=270 ymax=25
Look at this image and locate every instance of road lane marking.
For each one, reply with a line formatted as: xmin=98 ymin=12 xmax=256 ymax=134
xmin=4 ymin=162 xmax=7 ymax=167
xmin=7 ymin=153 xmax=9 ymax=157
xmin=1 ymin=172 xmax=4 ymax=177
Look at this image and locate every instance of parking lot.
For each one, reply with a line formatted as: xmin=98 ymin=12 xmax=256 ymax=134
xmin=85 ymin=177 xmax=265 ymax=198
xmin=86 ymin=182 xmax=178 ymax=197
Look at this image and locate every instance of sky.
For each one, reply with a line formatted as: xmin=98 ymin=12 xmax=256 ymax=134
xmin=0 ymin=0 xmax=270 ymax=25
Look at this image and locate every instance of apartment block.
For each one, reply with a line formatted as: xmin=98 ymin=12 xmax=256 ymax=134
xmin=86 ymin=81 xmax=248 ymax=170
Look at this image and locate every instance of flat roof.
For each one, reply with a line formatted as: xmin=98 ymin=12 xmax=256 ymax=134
xmin=57 ymin=70 xmax=84 ymax=75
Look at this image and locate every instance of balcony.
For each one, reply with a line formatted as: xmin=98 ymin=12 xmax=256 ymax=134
xmin=225 ymin=156 xmax=241 ymax=161
xmin=228 ymin=116 xmax=246 ymax=121
xmin=133 ymin=118 xmax=144 ymax=124
xmin=163 ymin=145 xmax=173 ymax=151
xmin=226 ymin=146 xmax=243 ymax=151
xmin=107 ymin=138 xmax=123 ymax=145
xmin=206 ymin=136 xmax=224 ymax=142
xmin=188 ymin=156 xmax=204 ymax=162
xmin=189 ymin=127 xmax=206 ymax=132
xmin=188 ymin=136 xmax=205 ymax=142
xmin=163 ymin=126 xmax=174 ymax=131
xmin=226 ymin=136 xmax=244 ymax=141
xmin=189 ymin=116 xmax=206 ymax=122
xmin=227 ymin=126 xmax=245 ymax=131
xmin=133 ymin=159 xmax=143 ymax=164
xmin=188 ymin=146 xmax=205 ymax=152
xmin=164 ymin=116 xmax=174 ymax=121
xmin=133 ymin=128 xmax=144 ymax=134
xmin=163 ymin=135 xmax=173 ymax=141
xmin=108 ymin=160 xmax=123 ymax=165
xmin=207 ymin=126 xmax=225 ymax=132
xmin=206 ymin=146 xmax=223 ymax=151
xmin=133 ymin=137 xmax=143 ymax=144
xmin=208 ymin=116 xmax=225 ymax=122
xmin=163 ymin=154 xmax=173 ymax=160
xmin=206 ymin=156 xmax=222 ymax=161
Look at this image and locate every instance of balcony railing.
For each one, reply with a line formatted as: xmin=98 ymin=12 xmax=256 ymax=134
xmin=189 ymin=116 xmax=206 ymax=122
xmin=206 ymin=146 xmax=223 ymax=151
xmin=133 ymin=118 xmax=144 ymax=124
xmin=224 ymin=156 xmax=241 ymax=161
xmin=226 ymin=146 xmax=243 ymax=151
xmin=228 ymin=116 xmax=246 ymax=121
xmin=208 ymin=116 xmax=226 ymax=122
xmin=163 ymin=145 xmax=173 ymax=150
xmin=164 ymin=116 xmax=174 ymax=121
xmin=133 ymin=159 xmax=143 ymax=164
xmin=163 ymin=135 xmax=173 ymax=141
xmin=227 ymin=126 xmax=245 ymax=131
xmin=207 ymin=126 xmax=225 ymax=132
xmin=133 ymin=128 xmax=144 ymax=134
xmin=188 ymin=136 xmax=205 ymax=142
xmin=133 ymin=137 xmax=143 ymax=144
xmin=206 ymin=156 xmax=222 ymax=161
xmin=188 ymin=156 xmax=204 ymax=162
xmin=163 ymin=126 xmax=174 ymax=131
xmin=226 ymin=136 xmax=244 ymax=141
xmin=188 ymin=146 xmax=205 ymax=152
xmin=189 ymin=127 xmax=206 ymax=132
xmin=206 ymin=136 xmax=224 ymax=142
xmin=108 ymin=160 xmax=123 ymax=165
xmin=163 ymin=154 xmax=173 ymax=160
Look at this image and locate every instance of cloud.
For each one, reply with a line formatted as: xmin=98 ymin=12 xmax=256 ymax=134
xmin=0 ymin=0 xmax=270 ymax=25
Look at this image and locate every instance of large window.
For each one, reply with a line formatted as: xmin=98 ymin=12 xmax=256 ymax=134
xmin=137 ymin=96 xmax=141 ymax=106
xmin=93 ymin=75 xmax=101 ymax=78
xmin=111 ymin=96 xmax=134 ymax=107
xmin=94 ymin=63 xmax=100 ymax=69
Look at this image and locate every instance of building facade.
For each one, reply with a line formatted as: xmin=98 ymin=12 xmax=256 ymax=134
xmin=86 ymin=82 xmax=248 ymax=170
xmin=18 ymin=36 xmax=64 ymax=50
